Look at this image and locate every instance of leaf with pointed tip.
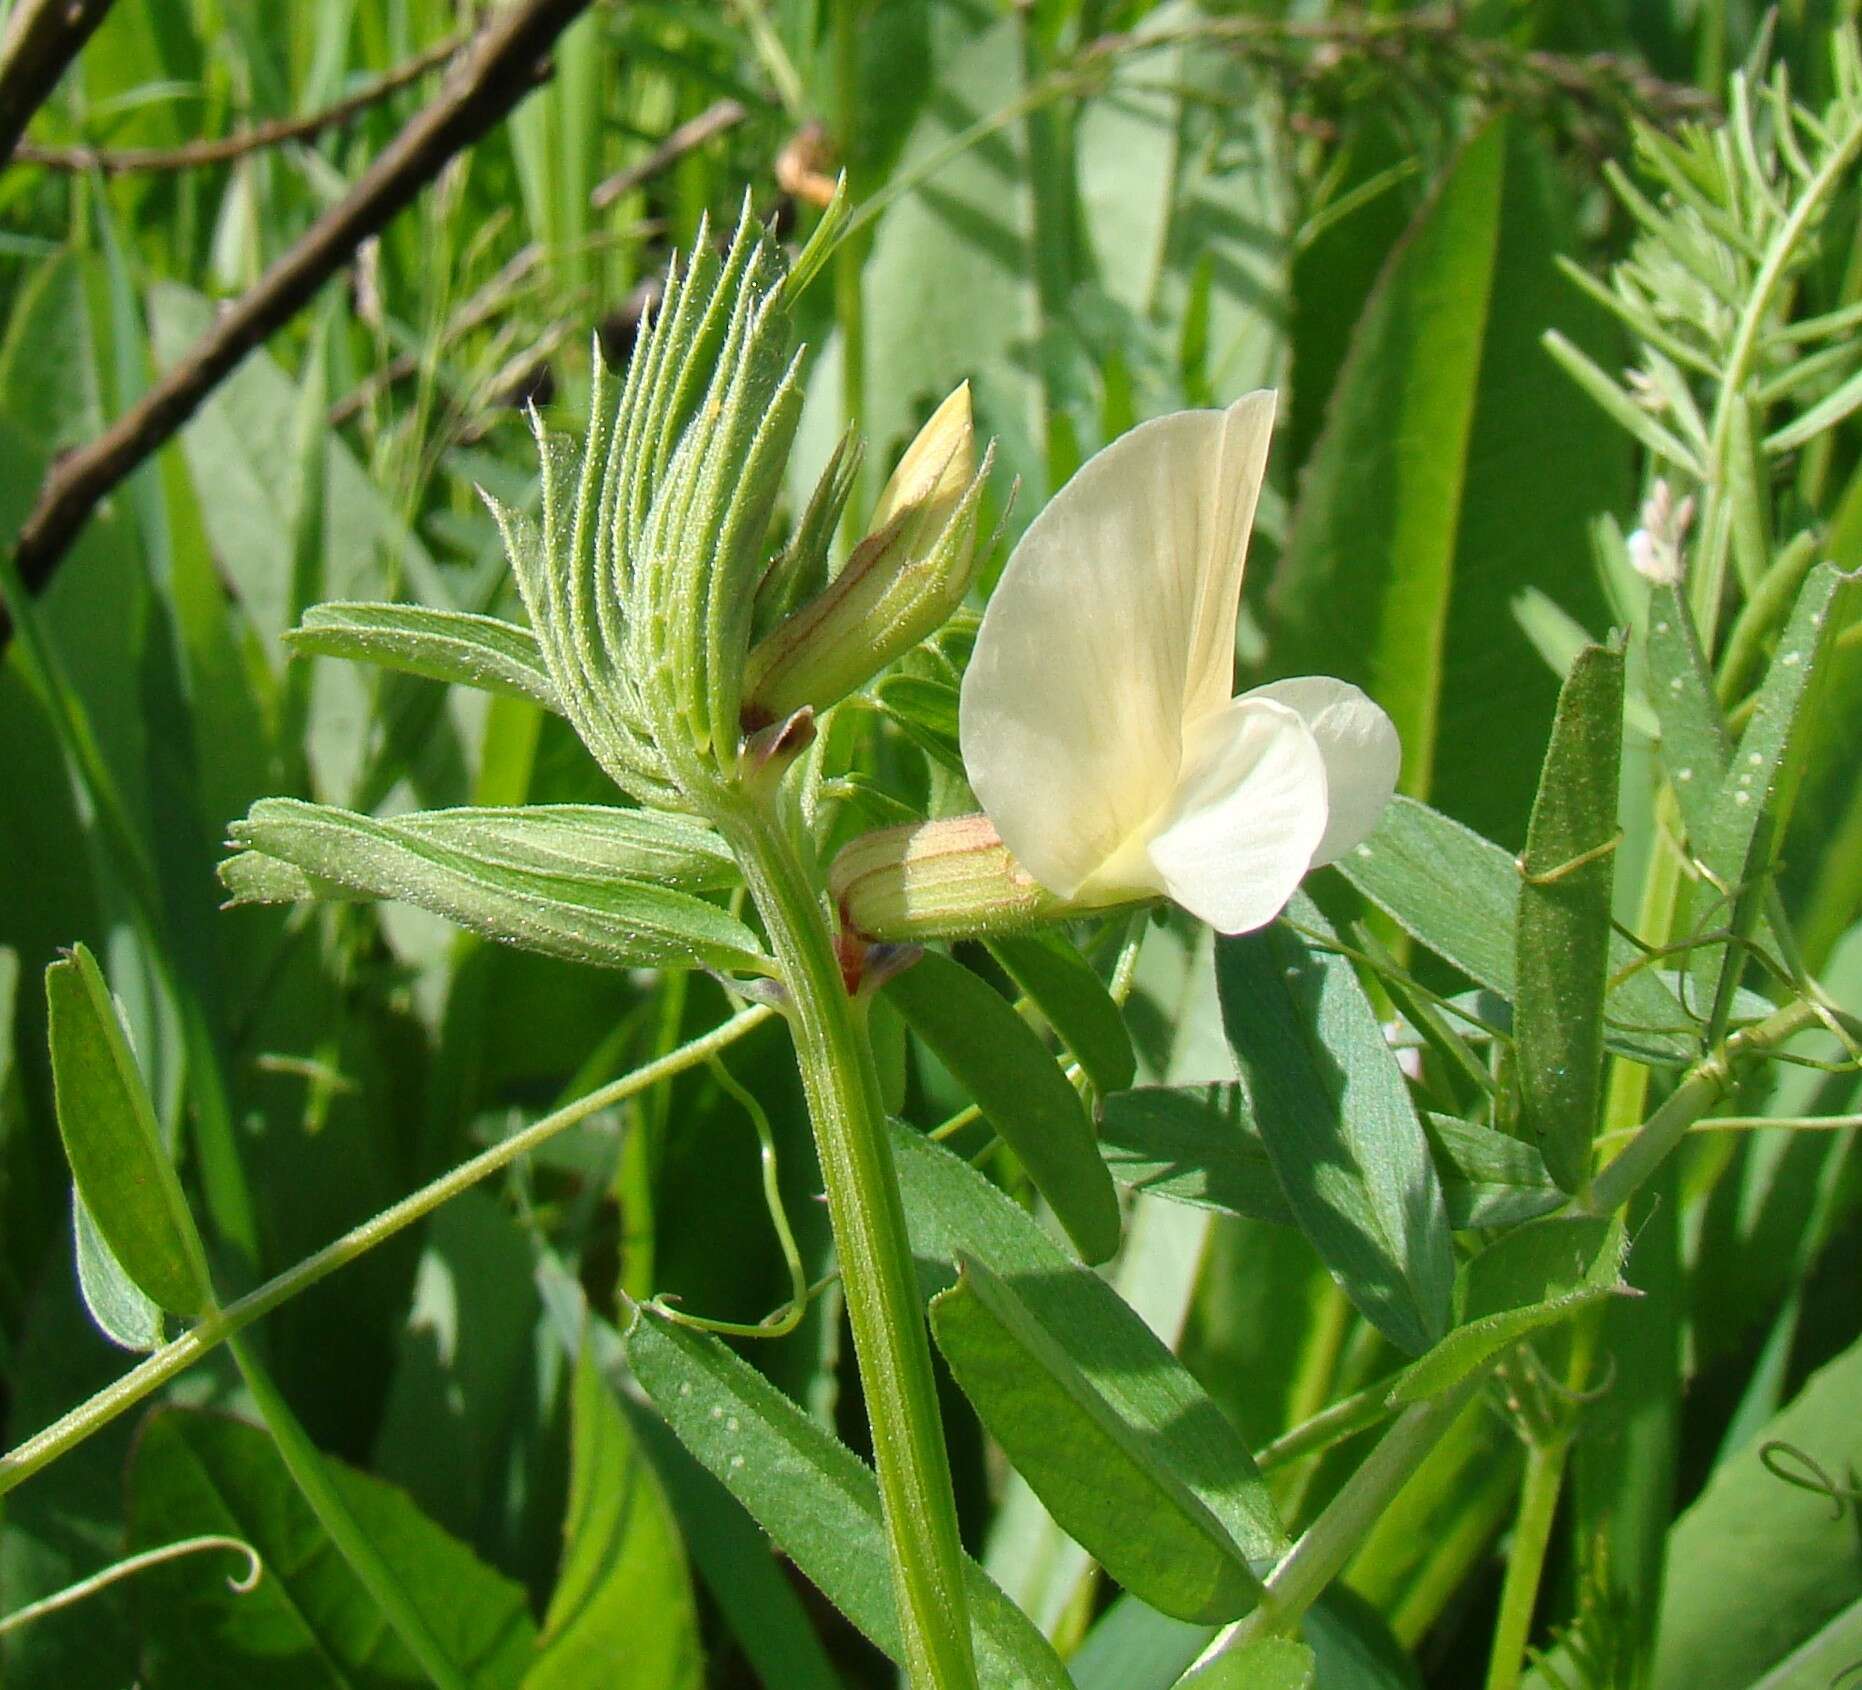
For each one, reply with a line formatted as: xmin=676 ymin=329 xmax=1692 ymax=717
xmin=45 ymin=945 xmax=212 ymax=1319
xmin=222 ymin=804 xmax=738 ymax=909
xmin=987 ymin=929 xmax=1136 ymax=1097
xmin=1217 ymin=901 xmax=1455 ymax=1356
xmin=226 ymin=798 xmax=769 ymax=975
xmin=1643 ymin=582 xmax=1728 ymax=846
xmin=1388 ymin=1215 xmax=1629 ymax=1404
xmin=889 ymin=1122 xmax=1287 ymax=1571
xmin=625 ymin=1307 xmax=1074 ymax=1690
xmin=884 ymin=948 xmax=1121 ymax=1263
xmin=1515 ymin=642 xmax=1624 ymax=1191
xmin=931 ymin=1254 xmax=1264 ymax=1624
xmin=286 ymin=602 xmax=564 ymax=714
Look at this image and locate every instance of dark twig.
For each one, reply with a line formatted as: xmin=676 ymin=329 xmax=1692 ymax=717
xmin=12 ymin=27 xmax=468 ymax=173
xmin=1 ymin=0 xmax=595 ymax=649
xmin=0 ymin=0 xmax=116 ymax=166
xmin=591 ymin=96 xmax=748 ymax=210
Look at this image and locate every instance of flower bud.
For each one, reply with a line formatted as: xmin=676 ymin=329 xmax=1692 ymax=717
xmin=829 ymin=812 xmax=1068 ymax=941
xmin=742 ymin=384 xmax=986 ymax=726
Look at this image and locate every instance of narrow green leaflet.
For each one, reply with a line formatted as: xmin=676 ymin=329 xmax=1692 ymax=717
xmin=1177 ymin=1639 xmax=1316 ymax=1689
xmin=1099 ymin=1085 xmax=1292 ymax=1227
xmin=624 ymin=1310 xmax=1074 ymax=1690
xmin=526 ymin=1346 xmax=703 ymax=1690
xmin=221 ymin=803 xmax=738 ymax=905
xmin=1388 ymin=1215 xmax=1629 ymax=1404
xmin=72 ymin=1189 xmax=165 ymax=1352
xmin=127 ymin=1409 xmax=536 ymax=1689
xmin=1643 ymin=582 xmax=1729 ymax=846
xmin=1514 ymin=642 xmax=1624 ymax=1192
xmin=1216 ymin=902 xmax=1454 ymax=1356
xmin=987 ymin=929 xmax=1136 ymax=1097
xmin=873 ymin=673 xmax=965 ymax=775
xmin=1694 ymin=564 xmax=1859 ymax=951
xmin=1098 ymin=1085 xmax=1562 ymax=1232
xmin=884 ymin=948 xmax=1121 ymax=1263
xmin=44 ymin=945 xmax=212 ymax=1319
xmin=1653 ymin=1334 xmax=1862 ymax=1690
xmin=226 ymin=798 xmax=770 ymax=975
xmin=1420 ymin=1114 xmax=1564 ymax=1231
xmin=890 ymin=1122 xmax=1287 ymax=1568
xmin=1333 ymin=796 xmax=1695 ymax=1062
xmin=931 ymin=1254 xmax=1262 ymax=1624
xmin=286 ymin=601 xmax=565 ymax=715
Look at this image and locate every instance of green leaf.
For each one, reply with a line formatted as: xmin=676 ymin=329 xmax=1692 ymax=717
xmin=1274 ymin=118 xmax=1626 ymax=844
xmin=890 ymin=1122 xmax=1287 ymax=1568
xmin=1644 ymin=581 xmax=1730 ymax=846
xmin=931 ymin=1254 xmax=1262 ymax=1625
xmin=1694 ymin=564 xmax=1859 ymax=963
xmin=1419 ymin=1114 xmax=1565 ymax=1231
xmin=1098 ymin=1085 xmax=1562 ymax=1233
xmin=1334 ymin=796 xmax=1697 ymax=1063
xmin=1177 ymin=1639 xmax=1315 ymax=1690
xmin=127 ymin=1409 xmax=537 ymax=1689
xmin=1388 ymin=1216 xmax=1629 ymax=1405
xmin=44 ymin=945 xmax=211 ymax=1320
xmin=883 ymin=948 xmax=1121 ymax=1264
xmin=286 ymin=602 xmax=564 ymax=714
xmin=527 ymin=1346 xmax=703 ymax=1689
xmin=71 ymin=1189 xmax=164 ymax=1353
xmin=1652 ymin=1335 xmax=1862 ymax=1690
xmin=987 ymin=929 xmax=1136 ymax=1097
xmin=1215 ymin=903 xmax=1454 ymax=1356
xmin=625 ymin=1309 xmax=1074 ymax=1690
xmin=226 ymin=798 xmax=768 ymax=975
xmin=873 ymin=672 xmax=966 ymax=776
xmin=221 ymin=803 xmax=739 ymax=906
xmin=1514 ymin=642 xmax=1625 ymax=1191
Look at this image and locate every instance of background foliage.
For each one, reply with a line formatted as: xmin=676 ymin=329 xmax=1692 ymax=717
xmin=1 ymin=1 xmax=1859 ymax=1687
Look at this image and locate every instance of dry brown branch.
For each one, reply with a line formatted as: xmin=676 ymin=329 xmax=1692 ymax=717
xmin=12 ymin=27 xmax=467 ymax=173
xmin=590 ymin=96 xmax=747 ymax=210
xmin=1 ymin=0 xmax=595 ymax=649
xmin=0 ymin=0 xmax=115 ymax=166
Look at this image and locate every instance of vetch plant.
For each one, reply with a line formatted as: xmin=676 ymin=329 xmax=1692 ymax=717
xmin=8 ymin=50 xmax=1862 ymax=1685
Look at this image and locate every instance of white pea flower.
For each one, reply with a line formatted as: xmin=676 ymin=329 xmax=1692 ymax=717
xmin=957 ymin=391 xmax=1400 ymax=936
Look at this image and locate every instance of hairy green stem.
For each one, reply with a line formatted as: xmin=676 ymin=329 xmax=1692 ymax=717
xmin=0 ymin=1004 xmax=771 ymax=1499
xmin=1194 ymin=1375 xmax=1484 ymax=1667
xmin=721 ymin=798 xmax=978 ymax=1690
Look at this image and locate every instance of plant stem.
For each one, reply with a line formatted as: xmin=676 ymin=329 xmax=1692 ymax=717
xmin=230 ymin=1334 xmax=468 ymax=1690
xmin=1586 ymin=996 xmax=1836 ymax=1216
xmin=722 ymin=799 xmax=977 ymax=1690
xmin=1193 ymin=1375 xmax=1484 ymax=1667
xmin=0 ymin=1004 xmax=772 ymax=1500
xmin=1484 ymin=1437 xmax=1571 ymax=1690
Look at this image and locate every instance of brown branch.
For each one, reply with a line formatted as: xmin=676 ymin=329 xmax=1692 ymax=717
xmin=590 ymin=96 xmax=747 ymax=210
xmin=12 ymin=27 xmax=468 ymax=174
xmin=0 ymin=0 xmax=115 ymax=166
xmin=2 ymin=0 xmax=595 ymax=649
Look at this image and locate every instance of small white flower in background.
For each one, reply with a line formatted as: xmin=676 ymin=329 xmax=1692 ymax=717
xmin=1625 ymin=478 xmax=1694 ymax=586
xmin=957 ymin=391 xmax=1400 ymax=936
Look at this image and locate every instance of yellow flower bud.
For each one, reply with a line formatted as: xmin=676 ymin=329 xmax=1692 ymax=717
xmin=829 ymin=812 xmax=1068 ymax=942
xmin=742 ymin=384 xmax=986 ymax=726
